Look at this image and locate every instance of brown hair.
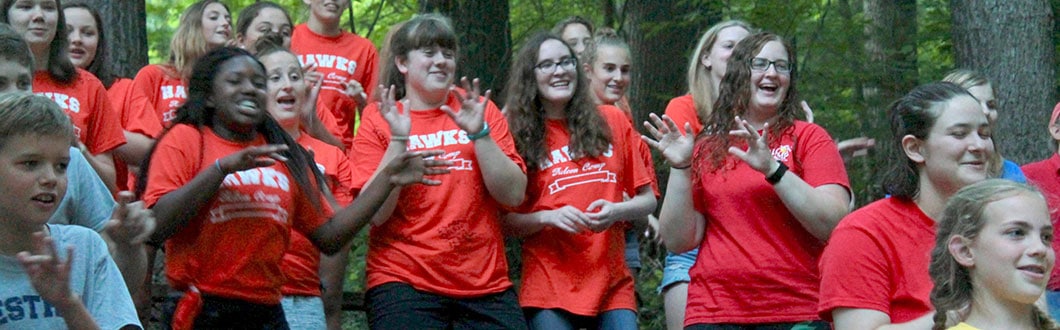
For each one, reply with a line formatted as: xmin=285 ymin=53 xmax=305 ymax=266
xmin=377 ymin=14 xmax=458 ymax=101
xmin=1 ymin=0 xmax=77 ymax=83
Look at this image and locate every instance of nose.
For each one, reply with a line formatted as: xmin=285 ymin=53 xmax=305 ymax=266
xmin=69 ymin=31 xmax=81 ymax=43
xmin=39 ymin=165 xmax=60 ymax=188
xmin=28 ymin=6 xmax=44 ymax=20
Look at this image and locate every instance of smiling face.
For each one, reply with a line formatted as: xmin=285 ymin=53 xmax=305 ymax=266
xmin=0 ymin=133 xmax=68 ymax=231
xmin=63 ymin=6 xmax=96 ymax=68
xmin=305 ymin=0 xmax=347 ymax=24
xmin=200 ymin=2 xmax=231 ymax=48
xmin=6 ymin=0 xmax=59 ymax=52
xmin=239 ymin=7 xmax=291 ymax=52
xmin=702 ymin=25 xmax=750 ymax=85
xmin=259 ymin=51 xmax=307 ymax=129
xmin=209 ymin=55 xmax=267 ymax=135
xmin=908 ymin=95 xmax=994 ymax=196
xmin=397 ymin=44 xmax=456 ymax=102
xmin=747 ymin=40 xmax=790 ymax=116
xmin=586 ymin=44 xmax=630 ymax=105
xmin=967 ymin=191 xmax=1054 ymax=305
xmin=535 ymin=39 xmax=577 ymax=116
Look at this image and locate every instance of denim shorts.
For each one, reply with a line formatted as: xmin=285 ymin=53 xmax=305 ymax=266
xmin=658 ymin=248 xmax=699 ymax=293
xmin=281 ymin=295 xmax=326 ymax=330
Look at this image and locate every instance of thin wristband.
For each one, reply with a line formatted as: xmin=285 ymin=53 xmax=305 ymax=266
xmin=467 ymin=122 xmax=491 ymax=141
xmin=671 ymin=163 xmax=692 ymax=170
xmin=391 ymin=135 xmax=410 ymax=142
xmin=214 ymin=159 xmax=225 ymax=174
xmin=765 ymin=161 xmax=788 ymax=184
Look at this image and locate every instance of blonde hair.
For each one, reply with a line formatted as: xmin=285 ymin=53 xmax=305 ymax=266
xmin=929 ymin=179 xmax=1058 ymax=330
xmin=168 ymin=0 xmax=229 ymax=79
xmin=686 ymin=20 xmax=754 ymax=124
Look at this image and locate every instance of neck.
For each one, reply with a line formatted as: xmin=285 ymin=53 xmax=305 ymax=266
xmin=743 ymin=107 xmax=776 ymax=131
xmin=964 ymin=287 xmax=1039 ymax=330
xmin=405 ymin=87 xmax=447 ymax=111
xmin=307 ymin=17 xmax=342 ymax=37
xmin=32 ymin=47 xmax=49 ymax=73
xmin=0 ymin=223 xmax=46 ymax=256
xmin=543 ymin=100 xmax=567 ymax=119
xmin=710 ymin=76 xmax=722 ymax=100
xmin=282 ymin=123 xmax=300 ymax=139
xmin=211 ymin=121 xmax=257 ymax=142
xmin=914 ymin=175 xmax=952 ymax=221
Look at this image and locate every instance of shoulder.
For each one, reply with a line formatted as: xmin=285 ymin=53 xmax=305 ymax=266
xmin=49 ymin=224 xmax=107 ymax=252
xmin=666 ymin=94 xmax=694 ymax=108
xmin=836 ymin=198 xmax=913 ymax=231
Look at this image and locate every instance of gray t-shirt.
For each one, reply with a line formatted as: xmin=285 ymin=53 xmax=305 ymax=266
xmin=0 ymin=225 xmax=140 ymax=329
xmin=48 ymin=147 xmax=116 ymax=231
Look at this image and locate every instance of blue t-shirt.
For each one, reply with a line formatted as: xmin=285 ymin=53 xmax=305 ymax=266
xmin=0 ymin=225 xmax=140 ymax=329
xmin=1001 ymin=159 xmax=1027 ymax=183
xmin=48 ymin=147 xmax=115 ymax=231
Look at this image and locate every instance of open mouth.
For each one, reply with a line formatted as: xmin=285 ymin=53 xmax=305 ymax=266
xmin=31 ymin=193 xmax=57 ymax=206
xmin=275 ymin=95 xmax=297 ymax=109
xmin=238 ymin=100 xmax=260 ymax=114
xmin=1019 ymin=264 xmax=1047 ymax=279
xmin=69 ymin=47 xmax=86 ymax=57
xmin=758 ymin=83 xmax=779 ymax=93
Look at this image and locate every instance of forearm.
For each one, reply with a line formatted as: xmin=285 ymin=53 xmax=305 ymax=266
xmin=659 ymin=168 xmax=702 ymax=253
xmin=101 ymin=232 xmax=147 ymax=299
xmin=311 ymin=168 xmax=396 ymax=254
xmin=149 ymin=166 xmax=226 ymax=242
xmin=114 ymin=132 xmax=154 ymax=166
xmin=473 ymin=137 xmax=526 ymax=206
xmin=85 ymin=150 xmax=118 ymax=193
xmin=771 ymin=170 xmax=850 ymax=241
xmin=502 ymin=211 xmax=548 ymax=238
xmin=364 ymin=142 xmax=407 ymax=226
xmin=54 ymin=295 xmax=102 ymax=330
xmin=616 ymin=186 xmax=656 ymax=223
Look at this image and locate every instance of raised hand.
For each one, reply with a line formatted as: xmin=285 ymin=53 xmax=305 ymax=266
xmin=800 ymin=100 xmax=814 ymax=123
xmin=216 ymin=144 xmax=289 ymax=174
xmin=105 ymin=191 xmax=156 ymax=245
xmin=378 ymin=84 xmax=412 ymax=138
xmin=344 ymin=79 xmax=368 ymax=107
xmin=541 ymin=206 xmax=592 ymax=234
xmin=641 ymin=113 xmax=695 ymax=168
xmin=17 ymin=233 xmax=75 ymax=307
xmin=440 ymin=77 xmax=491 ymax=137
xmin=383 ymin=149 xmax=452 ymax=186
xmin=727 ymin=116 xmax=774 ymax=174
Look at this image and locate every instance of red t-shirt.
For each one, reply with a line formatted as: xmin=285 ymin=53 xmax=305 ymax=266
xmin=131 ymin=64 xmax=185 ymax=127
xmin=108 ymin=78 xmax=164 ymax=191
xmin=142 ymin=125 xmax=331 ymax=304
xmin=517 ymin=106 xmax=653 ymax=315
xmin=33 ymin=70 xmax=125 ymax=154
xmin=817 ymin=197 xmax=935 ymax=323
xmin=350 ymin=92 xmax=525 ymax=298
xmin=1022 ymin=154 xmax=1060 ymax=290
xmin=281 ymin=133 xmax=355 ymax=296
xmin=663 ymin=94 xmax=704 ymax=136
xmin=685 ymin=121 xmax=848 ymax=325
xmin=291 ymin=24 xmax=379 ymax=149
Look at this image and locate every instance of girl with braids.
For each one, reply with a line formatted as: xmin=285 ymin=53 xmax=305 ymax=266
xmin=929 ymin=179 xmax=1057 ymax=330
xmin=137 ymin=46 xmax=448 ymax=328
xmin=644 ymin=32 xmax=850 ymax=328
xmin=349 ymin=14 xmax=527 ymax=329
xmin=818 ymin=82 xmax=996 ymax=329
xmin=2 ymin=0 xmax=124 ymax=193
xmin=131 ymin=0 xmax=230 ymax=128
xmin=504 ymin=32 xmax=655 ymax=330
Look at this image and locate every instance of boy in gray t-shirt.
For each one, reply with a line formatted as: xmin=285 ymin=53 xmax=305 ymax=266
xmin=0 ymin=93 xmax=141 ymax=329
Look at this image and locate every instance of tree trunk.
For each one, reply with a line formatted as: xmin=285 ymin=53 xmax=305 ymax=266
xmin=81 ymin=0 xmax=148 ymax=78
xmin=861 ymin=0 xmax=918 ymax=197
xmin=419 ymin=0 xmax=511 ymax=104
xmin=951 ymin=0 xmax=1056 ymax=164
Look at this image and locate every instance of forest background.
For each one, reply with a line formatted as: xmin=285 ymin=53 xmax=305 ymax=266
xmin=80 ymin=0 xmax=1060 ymax=328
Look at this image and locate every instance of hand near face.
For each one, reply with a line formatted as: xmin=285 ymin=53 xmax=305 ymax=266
xmin=17 ymin=233 xmax=77 ymax=308
xmin=641 ymin=113 xmax=695 ymax=168
xmin=440 ymin=77 xmax=491 ymax=137
xmin=382 ymin=149 xmax=452 ymax=186
xmin=727 ymin=116 xmax=774 ymax=174
xmin=378 ymin=84 xmax=412 ymax=138
xmin=344 ymin=79 xmax=368 ymax=107
xmin=104 ymin=191 xmax=156 ymax=245
xmin=216 ymin=144 xmax=289 ymax=174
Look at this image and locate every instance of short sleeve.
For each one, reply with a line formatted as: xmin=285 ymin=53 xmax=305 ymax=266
xmin=817 ymin=221 xmax=894 ymax=320
xmin=142 ymin=126 xmax=201 ymax=207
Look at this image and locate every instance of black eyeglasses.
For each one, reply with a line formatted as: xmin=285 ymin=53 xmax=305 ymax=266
xmin=535 ymin=57 xmax=577 ymax=73
xmin=749 ymin=57 xmax=792 ymax=73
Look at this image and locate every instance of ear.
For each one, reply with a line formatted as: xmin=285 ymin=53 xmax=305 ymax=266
xmin=901 ymin=134 xmax=925 ymax=164
xmin=1049 ymin=124 xmax=1060 ymax=142
xmin=700 ymin=52 xmax=712 ymax=71
xmin=583 ymin=62 xmax=592 ymax=74
xmin=395 ymin=55 xmax=409 ymax=75
xmin=948 ymin=235 xmax=976 ymax=267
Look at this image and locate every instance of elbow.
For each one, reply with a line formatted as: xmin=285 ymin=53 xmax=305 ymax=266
xmin=664 ymin=239 xmax=695 ymax=254
xmin=494 ymin=178 xmax=526 ymax=207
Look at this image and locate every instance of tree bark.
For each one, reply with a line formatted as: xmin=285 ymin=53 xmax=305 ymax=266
xmin=951 ymin=0 xmax=1056 ymax=163
xmin=80 ymin=0 xmax=149 ymax=79
xmin=419 ymin=0 xmax=511 ymax=103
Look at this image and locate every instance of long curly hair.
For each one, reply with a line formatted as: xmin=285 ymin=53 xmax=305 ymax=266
xmin=1 ymin=0 xmax=77 ymax=84
xmin=136 ymin=47 xmax=325 ymax=211
xmin=929 ymin=179 xmax=1058 ymax=330
xmin=697 ymin=32 xmax=799 ymax=173
xmin=504 ymin=32 xmax=611 ymax=171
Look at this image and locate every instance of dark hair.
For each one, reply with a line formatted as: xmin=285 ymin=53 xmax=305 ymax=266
xmin=697 ymin=32 xmax=799 ymax=172
xmin=0 ymin=23 xmax=33 ymax=71
xmin=551 ymin=16 xmax=594 ymax=36
xmin=929 ymin=179 xmax=1058 ymax=329
xmin=61 ymin=2 xmax=115 ymax=88
xmin=252 ymin=32 xmax=290 ymax=58
xmin=136 ymin=47 xmax=325 ymax=211
xmin=235 ymin=1 xmax=292 ymax=51
xmin=1 ymin=0 xmax=77 ymax=83
xmin=378 ymin=14 xmax=458 ymax=101
xmin=0 ymin=92 xmax=73 ymax=150
xmin=504 ymin=32 xmax=611 ymax=170
xmin=881 ymin=82 xmax=980 ymax=198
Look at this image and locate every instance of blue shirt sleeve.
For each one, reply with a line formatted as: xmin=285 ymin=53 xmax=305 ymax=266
xmin=1001 ymin=159 xmax=1028 ymax=184
xmin=48 ymin=147 xmax=116 ymax=231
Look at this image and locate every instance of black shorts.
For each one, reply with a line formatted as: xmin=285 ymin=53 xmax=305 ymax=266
xmin=367 ymin=282 xmax=527 ymax=329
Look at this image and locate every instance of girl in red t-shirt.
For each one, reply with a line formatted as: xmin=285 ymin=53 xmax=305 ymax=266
xmin=137 ymin=46 xmax=447 ymax=329
xmin=818 ymin=82 xmax=997 ymax=329
xmin=504 ymin=32 xmax=655 ymax=330
xmin=644 ymin=32 xmax=851 ymax=328
xmin=929 ymin=179 xmax=1056 ymax=330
